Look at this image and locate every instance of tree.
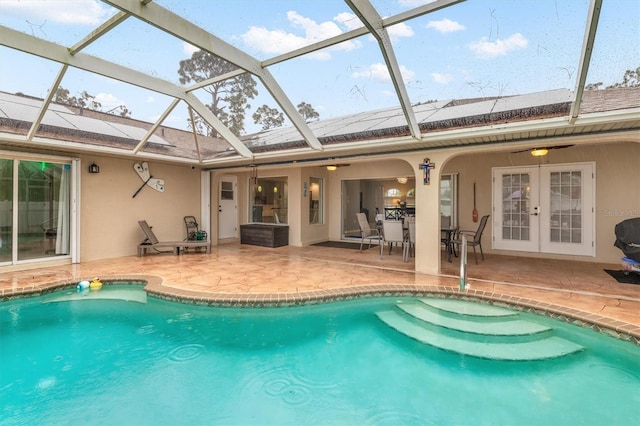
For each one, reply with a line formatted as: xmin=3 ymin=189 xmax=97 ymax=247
xmin=178 ymin=50 xmax=257 ymax=137
xmin=606 ymin=66 xmax=640 ymax=88
xmin=52 ymin=87 xmax=131 ymax=117
xmin=297 ymin=101 xmax=320 ymax=122
xmin=252 ymin=105 xmax=285 ymax=130
xmin=586 ymin=66 xmax=640 ymax=90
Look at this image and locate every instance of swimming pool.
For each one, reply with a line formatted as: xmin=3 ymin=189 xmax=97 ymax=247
xmin=1 ymin=285 xmax=638 ymax=425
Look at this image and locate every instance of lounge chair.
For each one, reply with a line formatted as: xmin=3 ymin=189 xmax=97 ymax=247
xmin=137 ymin=220 xmax=210 ymax=256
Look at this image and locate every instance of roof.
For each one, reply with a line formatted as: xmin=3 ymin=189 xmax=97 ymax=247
xmin=1 ymin=87 xmax=639 ymax=164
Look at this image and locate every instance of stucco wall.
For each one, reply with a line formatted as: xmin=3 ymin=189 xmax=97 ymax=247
xmin=80 ymin=154 xmax=201 ymax=261
xmin=442 ymin=141 xmax=640 ymax=263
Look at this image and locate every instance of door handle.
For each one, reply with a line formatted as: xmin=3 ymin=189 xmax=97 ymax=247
xmin=531 ymin=206 xmax=540 ymax=216
xmin=218 ymin=205 xmax=222 ymax=213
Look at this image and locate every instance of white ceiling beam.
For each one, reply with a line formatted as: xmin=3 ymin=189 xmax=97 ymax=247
xmin=0 ymin=25 xmax=253 ymax=157
xmin=68 ymin=11 xmax=130 ymax=55
xmin=346 ymin=0 xmax=421 ymax=140
xmin=27 ymin=64 xmax=68 ymax=140
xmin=1 ymin=25 xmax=184 ymax=98
xmin=382 ymin=0 xmax=466 ymax=27
xmin=103 ymin=0 xmax=323 ymax=151
xmin=103 ymin=0 xmax=260 ymax=73
xmin=570 ymin=0 xmax=603 ymax=123
xmin=263 ymin=0 xmax=464 ymax=67
xmin=134 ymin=98 xmax=180 ymax=154
xmin=183 ymin=93 xmax=253 ymax=157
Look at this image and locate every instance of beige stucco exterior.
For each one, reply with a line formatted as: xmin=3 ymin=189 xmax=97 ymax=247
xmin=2 ymin=138 xmax=638 ymax=273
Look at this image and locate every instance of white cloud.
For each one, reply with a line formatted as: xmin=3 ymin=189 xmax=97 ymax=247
xmin=426 ymin=18 xmax=465 ymax=33
xmin=1 ymin=0 xmax=111 ymax=25
xmin=469 ymin=33 xmax=528 ymax=59
xmin=183 ymin=42 xmax=199 ymax=57
xmin=241 ymin=10 xmax=360 ymax=59
xmin=334 ymin=12 xmax=363 ymax=31
xmin=351 ymin=63 xmax=416 ymax=84
xmin=387 ymin=22 xmax=414 ymax=40
xmin=94 ymin=93 xmax=123 ymax=110
xmin=432 ymin=72 xmax=454 ymax=84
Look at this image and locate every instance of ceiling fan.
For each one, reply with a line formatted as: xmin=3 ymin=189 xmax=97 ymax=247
xmin=326 ymin=163 xmax=350 ymax=171
xmin=511 ymin=144 xmax=574 ymax=156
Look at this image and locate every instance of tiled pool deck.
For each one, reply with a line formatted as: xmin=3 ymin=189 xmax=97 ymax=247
xmin=1 ymin=243 xmax=639 ymax=342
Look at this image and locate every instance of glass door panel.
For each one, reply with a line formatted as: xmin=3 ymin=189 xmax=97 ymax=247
xmin=17 ymin=160 xmax=69 ymax=261
xmin=0 ymin=159 xmax=12 ymax=263
xmin=540 ymin=163 xmax=594 ymax=256
xmin=493 ymin=166 xmax=539 ymax=252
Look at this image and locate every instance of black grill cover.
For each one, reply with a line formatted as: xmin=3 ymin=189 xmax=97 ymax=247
xmin=614 ymin=218 xmax=640 ymax=262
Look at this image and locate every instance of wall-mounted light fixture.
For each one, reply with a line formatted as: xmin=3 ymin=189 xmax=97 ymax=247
xmin=397 ymin=177 xmax=408 ymax=184
xmin=88 ymin=162 xmax=100 ymax=173
xmin=530 ymin=148 xmax=549 ymax=157
xmin=326 ymin=165 xmax=337 ymax=171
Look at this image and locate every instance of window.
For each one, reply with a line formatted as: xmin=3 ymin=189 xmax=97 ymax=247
xmin=249 ymin=177 xmax=288 ymax=224
xmin=309 ymin=177 xmax=323 ymax=224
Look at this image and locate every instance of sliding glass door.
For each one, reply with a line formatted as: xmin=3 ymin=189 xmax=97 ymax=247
xmin=0 ymin=155 xmax=76 ymax=265
xmin=0 ymin=159 xmax=12 ymax=263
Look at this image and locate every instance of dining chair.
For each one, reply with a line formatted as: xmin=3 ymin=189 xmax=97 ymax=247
xmin=403 ymin=218 xmax=416 ymax=262
xmin=381 ymin=220 xmax=406 ymax=259
xmin=451 ymin=215 xmax=490 ymax=264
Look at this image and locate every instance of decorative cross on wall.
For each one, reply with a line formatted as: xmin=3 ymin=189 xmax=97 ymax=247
xmin=419 ymin=158 xmax=436 ymax=185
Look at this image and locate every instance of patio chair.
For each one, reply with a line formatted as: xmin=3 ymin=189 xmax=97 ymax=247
xmin=381 ymin=220 xmax=406 ymax=259
xmin=403 ymin=217 xmax=416 ymax=262
xmin=451 ymin=215 xmax=489 ymax=264
xmin=184 ymin=215 xmax=207 ymax=241
xmin=356 ymin=212 xmax=382 ymax=252
xmin=137 ymin=220 xmax=210 ymax=256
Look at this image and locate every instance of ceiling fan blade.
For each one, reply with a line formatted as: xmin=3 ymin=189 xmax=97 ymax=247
xmin=547 ymin=144 xmax=574 ymax=150
xmin=511 ymin=144 xmax=574 ymax=154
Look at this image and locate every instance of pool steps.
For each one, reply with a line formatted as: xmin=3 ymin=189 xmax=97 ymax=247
xmin=44 ymin=286 xmax=148 ymax=304
xmin=376 ymin=298 xmax=584 ymax=361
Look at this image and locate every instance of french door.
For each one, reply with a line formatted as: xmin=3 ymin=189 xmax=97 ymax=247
xmin=493 ymin=162 xmax=594 ymax=256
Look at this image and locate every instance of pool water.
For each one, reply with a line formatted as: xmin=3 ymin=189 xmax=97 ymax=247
xmin=1 ymin=286 xmax=639 ymax=425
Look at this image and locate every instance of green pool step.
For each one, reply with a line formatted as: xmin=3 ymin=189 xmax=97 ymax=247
xmin=418 ymin=297 xmax=519 ymax=317
xmin=397 ymin=303 xmax=550 ymax=336
xmin=376 ymin=310 xmax=584 ymax=361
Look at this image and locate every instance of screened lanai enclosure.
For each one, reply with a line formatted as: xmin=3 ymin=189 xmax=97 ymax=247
xmin=0 ymin=0 xmax=638 ymax=269
xmin=1 ymin=0 xmax=638 ymax=163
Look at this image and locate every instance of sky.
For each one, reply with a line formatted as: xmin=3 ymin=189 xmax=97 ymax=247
xmin=0 ymin=0 xmax=638 ymax=134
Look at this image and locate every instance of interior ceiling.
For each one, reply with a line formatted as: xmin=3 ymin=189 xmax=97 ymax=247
xmin=0 ymin=0 xmax=639 ymax=168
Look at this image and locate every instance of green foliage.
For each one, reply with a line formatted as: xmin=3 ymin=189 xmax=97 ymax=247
xmin=297 ymin=101 xmax=320 ymax=122
xmin=178 ymin=50 xmax=257 ymax=137
xmin=606 ymin=67 xmax=640 ymax=88
xmin=586 ymin=66 xmax=640 ymax=90
xmin=53 ymin=87 xmax=131 ymax=117
xmin=252 ymin=105 xmax=285 ymax=130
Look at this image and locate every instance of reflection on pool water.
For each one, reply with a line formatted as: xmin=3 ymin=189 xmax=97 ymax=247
xmin=1 ymin=285 xmax=639 ymax=425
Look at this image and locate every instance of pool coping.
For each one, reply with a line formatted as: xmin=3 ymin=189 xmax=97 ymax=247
xmin=2 ymin=275 xmax=639 ymax=345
